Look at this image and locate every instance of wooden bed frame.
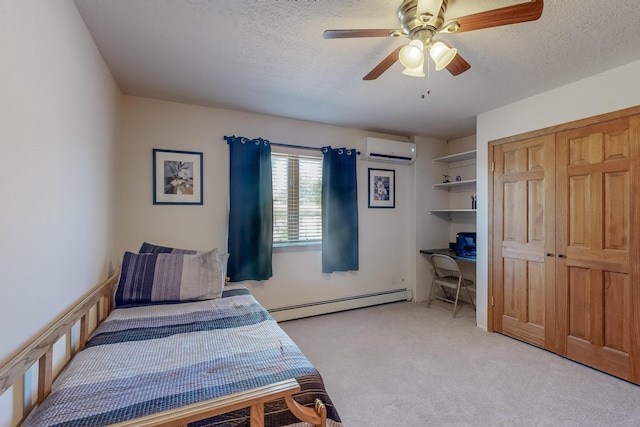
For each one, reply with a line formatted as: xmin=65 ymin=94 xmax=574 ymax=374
xmin=0 ymin=274 xmax=327 ymax=427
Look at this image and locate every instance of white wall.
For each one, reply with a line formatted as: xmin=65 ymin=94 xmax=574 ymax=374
xmin=414 ymin=136 xmax=449 ymax=302
xmin=0 ymin=0 xmax=121 ymax=424
xmin=475 ymin=59 xmax=640 ymax=330
xmin=117 ymin=95 xmax=416 ymax=310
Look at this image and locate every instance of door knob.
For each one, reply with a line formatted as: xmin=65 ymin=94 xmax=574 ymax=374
xmin=558 ymin=254 xmax=564 ymax=258
xmin=545 ymin=253 xmax=553 ymax=257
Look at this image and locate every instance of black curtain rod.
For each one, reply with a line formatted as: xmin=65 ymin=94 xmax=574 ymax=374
xmin=271 ymin=142 xmax=360 ymax=155
xmin=225 ymin=135 xmax=360 ymax=154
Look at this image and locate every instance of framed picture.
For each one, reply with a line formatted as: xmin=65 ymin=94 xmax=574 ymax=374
xmin=153 ymin=149 xmax=203 ymax=205
xmin=368 ymin=168 xmax=395 ymax=208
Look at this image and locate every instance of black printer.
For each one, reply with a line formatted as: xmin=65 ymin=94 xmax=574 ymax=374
xmin=455 ymin=232 xmax=476 ymax=257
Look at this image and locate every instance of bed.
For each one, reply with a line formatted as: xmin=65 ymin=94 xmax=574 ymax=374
xmin=0 ymin=246 xmax=342 ymax=427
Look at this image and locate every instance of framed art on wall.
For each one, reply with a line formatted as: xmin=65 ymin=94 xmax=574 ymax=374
xmin=153 ymin=148 xmax=203 ymax=205
xmin=368 ymin=168 xmax=395 ymax=208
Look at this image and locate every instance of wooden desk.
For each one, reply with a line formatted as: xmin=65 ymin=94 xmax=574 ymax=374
xmin=420 ymin=249 xmax=476 ymax=263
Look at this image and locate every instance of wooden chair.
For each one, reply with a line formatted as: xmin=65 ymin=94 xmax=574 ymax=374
xmin=427 ymin=254 xmax=476 ymax=318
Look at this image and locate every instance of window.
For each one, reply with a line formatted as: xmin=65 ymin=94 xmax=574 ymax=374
xmin=272 ymin=152 xmax=322 ymax=245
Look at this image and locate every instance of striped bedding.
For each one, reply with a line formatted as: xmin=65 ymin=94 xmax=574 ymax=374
xmin=24 ymin=288 xmax=342 ymax=427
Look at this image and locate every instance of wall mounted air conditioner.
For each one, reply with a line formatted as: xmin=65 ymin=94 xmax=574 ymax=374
xmin=361 ymin=137 xmax=416 ymax=165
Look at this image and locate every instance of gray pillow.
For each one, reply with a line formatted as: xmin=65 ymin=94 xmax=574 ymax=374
xmin=139 ymin=242 xmax=229 ymax=285
xmin=115 ymin=249 xmax=223 ymax=307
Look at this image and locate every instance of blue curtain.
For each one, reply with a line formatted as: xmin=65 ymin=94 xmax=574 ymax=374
xmin=225 ymin=136 xmax=273 ymax=281
xmin=321 ymin=147 xmax=359 ymax=273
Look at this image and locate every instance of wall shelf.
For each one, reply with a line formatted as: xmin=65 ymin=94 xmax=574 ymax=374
xmin=432 ymin=149 xmax=477 ymax=164
xmin=429 ymin=209 xmax=477 ymax=214
xmin=432 ymin=179 xmax=477 ymax=191
xmin=431 ymin=149 xmax=477 ymax=218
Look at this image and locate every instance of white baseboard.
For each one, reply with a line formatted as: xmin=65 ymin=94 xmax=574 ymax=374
xmin=270 ymin=288 xmax=411 ymax=322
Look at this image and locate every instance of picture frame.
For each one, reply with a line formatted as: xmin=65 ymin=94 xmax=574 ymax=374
xmin=153 ymin=148 xmax=203 ymax=205
xmin=368 ymin=168 xmax=395 ymax=208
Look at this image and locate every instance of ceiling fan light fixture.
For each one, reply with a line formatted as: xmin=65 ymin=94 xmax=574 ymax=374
xmin=402 ymin=65 xmax=426 ymax=78
xmin=399 ymin=40 xmax=424 ymax=69
xmin=429 ymin=40 xmax=457 ymax=71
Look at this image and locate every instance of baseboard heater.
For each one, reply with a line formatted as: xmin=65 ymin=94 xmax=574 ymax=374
xmin=270 ymin=288 xmax=412 ymax=322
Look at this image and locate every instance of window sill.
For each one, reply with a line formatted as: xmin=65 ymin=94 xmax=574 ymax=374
xmin=273 ymin=242 xmax=321 ymax=253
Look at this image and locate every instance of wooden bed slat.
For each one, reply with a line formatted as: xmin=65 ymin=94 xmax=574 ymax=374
xmin=102 ymin=291 xmax=111 ymax=318
xmin=36 ymin=348 xmax=53 ymax=404
xmin=250 ymin=402 xmax=265 ymax=427
xmin=79 ymin=314 xmax=89 ymax=350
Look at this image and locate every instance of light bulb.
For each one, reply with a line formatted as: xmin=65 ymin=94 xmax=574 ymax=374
xmin=399 ymin=40 xmax=424 ymax=69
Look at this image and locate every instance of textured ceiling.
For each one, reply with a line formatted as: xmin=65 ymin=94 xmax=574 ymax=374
xmin=73 ymin=0 xmax=640 ymax=140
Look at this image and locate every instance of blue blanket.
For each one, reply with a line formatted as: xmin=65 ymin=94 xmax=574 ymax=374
xmin=24 ymin=288 xmax=342 ymax=427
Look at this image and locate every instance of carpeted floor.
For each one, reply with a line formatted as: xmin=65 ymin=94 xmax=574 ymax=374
xmin=279 ymin=300 xmax=640 ymax=427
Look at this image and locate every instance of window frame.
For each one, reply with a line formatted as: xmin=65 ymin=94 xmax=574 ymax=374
xmin=271 ymin=149 xmax=323 ymax=248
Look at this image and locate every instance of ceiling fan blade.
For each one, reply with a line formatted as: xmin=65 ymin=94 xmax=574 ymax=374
xmin=363 ymin=47 xmax=402 ymax=80
xmin=449 ymin=0 xmax=543 ymax=33
xmin=445 ymin=53 xmax=471 ymax=76
xmin=323 ymin=29 xmax=400 ymax=39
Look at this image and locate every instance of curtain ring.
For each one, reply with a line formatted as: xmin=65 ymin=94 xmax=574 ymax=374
xmin=338 ymin=149 xmax=343 ymax=155
xmin=346 ymin=149 xmax=352 ymax=155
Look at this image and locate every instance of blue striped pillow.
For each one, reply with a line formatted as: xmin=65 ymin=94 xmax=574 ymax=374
xmin=115 ymin=249 xmax=223 ymax=307
xmin=139 ymin=242 xmax=229 ymax=285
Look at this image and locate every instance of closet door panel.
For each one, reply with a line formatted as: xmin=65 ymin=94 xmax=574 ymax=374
xmin=603 ymin=271 xmax=631 ymax=351
xmin=556 ymin=118 xmax=635 ymax=380
xmin=492 ymin=135 xmax=556 ymax=350
xmin=527 ymin=261 xmax=545 ymax=326
xmin=604 ymin=170 xmax=629 ymax=250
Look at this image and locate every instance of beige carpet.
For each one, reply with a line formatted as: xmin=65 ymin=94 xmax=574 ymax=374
xmin=279 ymin=300 xmax=640 ymax=427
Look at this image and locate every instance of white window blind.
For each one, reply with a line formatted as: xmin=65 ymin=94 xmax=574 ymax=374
xmin=272 ymin=153 xmax=322 ymax=244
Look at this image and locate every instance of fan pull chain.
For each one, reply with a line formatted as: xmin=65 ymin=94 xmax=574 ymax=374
xmin=422 ymin=54 xmax=431 ymax=98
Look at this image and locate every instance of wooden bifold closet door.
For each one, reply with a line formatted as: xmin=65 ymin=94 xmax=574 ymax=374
xmin=491 ymin=111 xmax=640 ymax=384
xmin=492 ymin=135 xmax=556 ymax=351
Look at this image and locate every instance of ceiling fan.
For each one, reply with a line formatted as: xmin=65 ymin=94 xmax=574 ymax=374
xmin=323 ymin=0 xmax=543 ymax=80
